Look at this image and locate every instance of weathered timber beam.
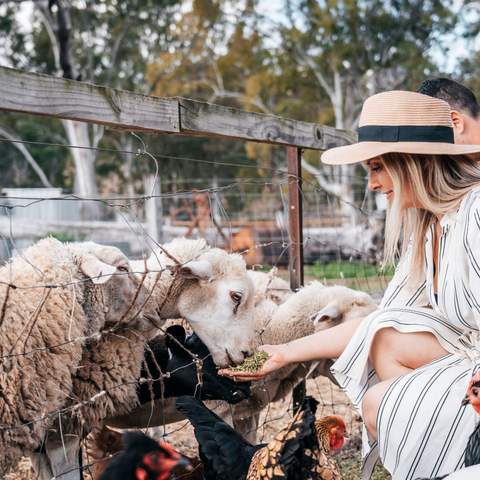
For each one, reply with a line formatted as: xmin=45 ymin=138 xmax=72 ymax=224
xmin=0 ymin=67 xmax=356 ymax=149
xmin=177 ymin=97 xmax=356 ymax=150
xmin=0 ymin=66 xmax=180 ymax=133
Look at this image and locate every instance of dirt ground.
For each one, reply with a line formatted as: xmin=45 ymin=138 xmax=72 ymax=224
xmin=7 ymin=377 xmax=390 ymax=480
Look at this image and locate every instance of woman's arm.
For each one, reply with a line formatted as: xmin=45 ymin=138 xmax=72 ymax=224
xmin=219 ymin=315 xmax=366 ymax=381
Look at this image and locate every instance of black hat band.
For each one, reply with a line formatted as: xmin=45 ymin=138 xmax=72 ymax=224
xmin=358 ymin=125 xmax=454 ymax=144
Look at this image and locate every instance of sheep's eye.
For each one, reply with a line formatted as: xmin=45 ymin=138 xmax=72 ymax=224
xmin=230 ymin=291 xmax=242 ymax=304
xmin=117 ymin=264 xmax=129 ymax=273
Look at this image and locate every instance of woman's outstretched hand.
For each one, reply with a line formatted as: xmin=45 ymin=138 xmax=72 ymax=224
xmin=218 ymin=344 xmax=290 ymax=382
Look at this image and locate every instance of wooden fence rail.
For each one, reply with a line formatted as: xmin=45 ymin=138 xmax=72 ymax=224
xmin=0 ymin=66 xmax=356 ymax=150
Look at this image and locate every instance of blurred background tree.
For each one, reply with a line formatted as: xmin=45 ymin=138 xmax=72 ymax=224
xmin=0 ymin=0 xmax=477 ymax=217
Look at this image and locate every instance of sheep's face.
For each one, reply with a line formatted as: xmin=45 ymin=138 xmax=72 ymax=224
xmin=311 ymin=286 xmax=377 ymax=328
xmin=75 ymin=243 xmax=150 ymax=332
xmin=175 ymin=254 xmax=256 ymax=368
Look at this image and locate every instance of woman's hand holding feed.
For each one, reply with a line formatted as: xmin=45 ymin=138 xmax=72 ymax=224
xmin=218 ymin=344 xmax=290 ymax=381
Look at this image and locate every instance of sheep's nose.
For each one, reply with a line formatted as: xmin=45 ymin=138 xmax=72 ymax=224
xmin=241 ymin=350 xmax=251 ymax=358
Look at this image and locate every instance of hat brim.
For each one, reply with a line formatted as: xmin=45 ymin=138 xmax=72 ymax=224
xmin=321 ymin=142 xmax=480 ymax=165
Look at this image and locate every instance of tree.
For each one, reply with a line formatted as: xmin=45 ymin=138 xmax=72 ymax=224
xmin=146 ymin=0 xmax=463 ymax=225
xmin=0 ymin=0 xmax=181 ymax=214
xmin=277 ymin=0 xmax=460 ymax=223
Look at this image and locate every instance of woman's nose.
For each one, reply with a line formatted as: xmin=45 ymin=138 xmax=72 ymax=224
xmin=367 ymin=177 xmax=380 ymax=192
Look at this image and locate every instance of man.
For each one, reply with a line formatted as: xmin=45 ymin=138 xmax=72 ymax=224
xmin=418 ymin=78 xmax=480 ymax=144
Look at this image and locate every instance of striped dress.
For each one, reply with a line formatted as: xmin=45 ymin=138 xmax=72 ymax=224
xmin=331 ymin=187 xmax=480 ymax=480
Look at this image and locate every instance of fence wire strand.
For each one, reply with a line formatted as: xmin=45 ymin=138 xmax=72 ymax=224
xmin=0 ymin=130 xmax=388 ymax=480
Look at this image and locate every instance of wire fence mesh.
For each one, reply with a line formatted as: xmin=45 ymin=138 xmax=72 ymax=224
xmin=0 ymin=129 xmax=392 ymax=480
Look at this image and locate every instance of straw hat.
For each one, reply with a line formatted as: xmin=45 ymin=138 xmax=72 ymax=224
xmin=321 ymin=90 xmax=480 ymax=165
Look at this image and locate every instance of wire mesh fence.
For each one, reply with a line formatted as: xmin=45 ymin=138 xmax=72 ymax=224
xmin=0 ymin=127 xmax=392 ymax=480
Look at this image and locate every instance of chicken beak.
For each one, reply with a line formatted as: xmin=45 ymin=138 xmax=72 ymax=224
xmin=462 ymin=394 xmax=471 ymax=406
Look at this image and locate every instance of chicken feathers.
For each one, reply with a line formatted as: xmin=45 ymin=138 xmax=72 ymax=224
xmin=176 ymin=395 xmax=345 ymax=480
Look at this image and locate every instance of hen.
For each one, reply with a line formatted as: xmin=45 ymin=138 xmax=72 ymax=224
xmin=176 ymin=395 xmax=345 ymax=479
xmin=99 ymin=431 xmax=191 ymax=480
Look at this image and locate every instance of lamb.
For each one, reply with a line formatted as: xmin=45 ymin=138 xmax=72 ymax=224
xmin=230 ymin=281 xmax=378 ymax=442
xmin=0 ymin=237 xmax=149 ymax=476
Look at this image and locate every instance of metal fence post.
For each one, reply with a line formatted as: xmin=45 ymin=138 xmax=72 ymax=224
xmin=287 ymin=146 xmax=306 ymax=413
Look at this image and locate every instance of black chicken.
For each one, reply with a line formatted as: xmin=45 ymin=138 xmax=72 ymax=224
xmin=175 ymin=395 xmax=345 ymax=479
xmin=99 ymin=431 xmax=191 ymax=480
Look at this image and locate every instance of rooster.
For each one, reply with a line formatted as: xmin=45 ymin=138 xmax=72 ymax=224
xmin=99 ymin=431 xmax=191 ymax=480
xmin=175 ymin=395 xmax=345 ymax=479
xmin=462 ymin=370 xmax=480 ymax=467
xmin=415 ymin=370 xmax=480 ymax=480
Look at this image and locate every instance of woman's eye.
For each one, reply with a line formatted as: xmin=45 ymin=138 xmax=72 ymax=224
xmin=371 ymin=166 xmax=381 ymax=173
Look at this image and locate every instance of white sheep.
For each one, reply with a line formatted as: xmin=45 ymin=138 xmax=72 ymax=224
xmin=36 ymin=237 xmax=257 ymax=479
xmin=132 ymin=237 xmax=256 ymax=367
xmin=74 ymin=238 xmax=256 ymax=434
xmin=230 ymin=281 xmax=378 ymax=442
xmin=0 ymin=237 xmax=148 ymax=477
xmin=247 ymin=268 xmax=292 ymax=306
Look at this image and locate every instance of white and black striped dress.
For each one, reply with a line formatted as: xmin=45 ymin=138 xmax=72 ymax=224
xmin=331 ymin=187 xmax=480 ymax=480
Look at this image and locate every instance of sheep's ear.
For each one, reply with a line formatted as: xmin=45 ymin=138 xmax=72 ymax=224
xmin=311 ymin=302 xmax=342 ymax=327
xmin=179 ymin=260 xmax=213 ymax=281
xmin=166 ymin=325 xmax=186 ymax=352
xmin=80 ymin=254 xmax=117 ymax=284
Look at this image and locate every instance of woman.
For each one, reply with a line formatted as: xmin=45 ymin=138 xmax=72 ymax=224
xmin=220 ymin=91 xmax=480 ymax=479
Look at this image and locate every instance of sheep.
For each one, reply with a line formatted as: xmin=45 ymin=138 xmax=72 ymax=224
xmin=230 ymin=281 xmax=378 ymax=442
xmin=131 ymin=237 xmax=256 ymax=367
xmin=64 ymin=237 xmax=256 ymax=437
xmin=247 ymin=268 xmax=292 ymax=306
xmin=0 ymin=237 xmax=149 ymax=476
xmin=34 ymin=237 xmax=256 ymax=480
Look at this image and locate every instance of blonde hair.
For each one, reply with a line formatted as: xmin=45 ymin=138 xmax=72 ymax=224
xmin=381 ymin=153 xmax=480 ymax=275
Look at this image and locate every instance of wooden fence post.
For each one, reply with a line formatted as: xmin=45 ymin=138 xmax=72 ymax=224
xmin=287 ymin=146 xmax=306 ymax=413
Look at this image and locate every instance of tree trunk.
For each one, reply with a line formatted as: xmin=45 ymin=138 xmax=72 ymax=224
xmin=0 ymin=127 xmax=52 ymax=188
xmin=62 ymin=119 xmax=101 ymax=220
xmin=143 ymin=174 xmax=163 ymax=245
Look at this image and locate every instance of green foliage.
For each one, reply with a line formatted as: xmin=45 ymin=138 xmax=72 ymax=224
xmin=46 ymin=231 xmax=85 ymax=243
xmin=0 ymin=0 xmax=473 ymax=196
xmin=305 ymin=260 xmax=394 ymax=280
xmin=0 ymin=113 xmax=70 ymax=189
xmin=280 ymin=0 xmax=459 ymax=128
xmin=0 ymin=0 xmax=182 ymax=191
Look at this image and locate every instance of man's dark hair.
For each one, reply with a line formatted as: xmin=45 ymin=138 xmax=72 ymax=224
xmin=417 ymin=78 xmax=480 ymax=118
